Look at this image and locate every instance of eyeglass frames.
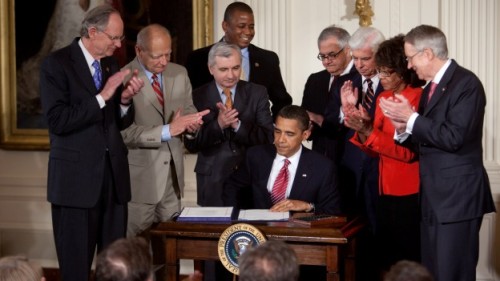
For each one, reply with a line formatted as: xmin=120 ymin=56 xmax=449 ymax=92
xmin=317 ymin=47 xmax=345 ymax=61
xmin=99 ymin=30 xmax=125 ymax=42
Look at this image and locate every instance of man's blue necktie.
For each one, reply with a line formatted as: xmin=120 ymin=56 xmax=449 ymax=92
xmin=92 ymin=60 xmax=102 ymax=90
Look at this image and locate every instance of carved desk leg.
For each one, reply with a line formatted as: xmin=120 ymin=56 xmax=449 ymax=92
xmin=326 ymin=245 xmax=340 ymax=281
xmin=165 ymin=238 xmax=179 ymax=281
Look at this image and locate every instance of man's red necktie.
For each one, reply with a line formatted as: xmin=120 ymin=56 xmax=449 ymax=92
xmin=427 ymin=82 xmax=438 ymax=102
xmin=152 ymin=74 xmax=164 ymax=107
xmin=270 ymin=159 xmax=290 ymax=204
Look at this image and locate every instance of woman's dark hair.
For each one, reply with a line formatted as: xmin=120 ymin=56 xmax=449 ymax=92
xmin=375 ymin=35 xmax=425 ymax=88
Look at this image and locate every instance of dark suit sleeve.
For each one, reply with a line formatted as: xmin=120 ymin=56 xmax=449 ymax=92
xmin=222 ymin=152 xmax=253 ymax=209
xmin=265 ymin=53 xmax=292 ymax=118
xmin=106 ymin=59 xmax=135 ymax=131
xmin=300 ymin=74 xmax=317 ymax=112
xmin=313 ymin=158 xmax=341 ymax=215
xmin=183 ymin=100 xmax=225 ymax=153
xmin=233 ymin=87 xmax=274 ymax=146
xmin=322 ymin=80 xmax=345 ymax=138
xmin=249 ymin=46 xmax=292 ymax=119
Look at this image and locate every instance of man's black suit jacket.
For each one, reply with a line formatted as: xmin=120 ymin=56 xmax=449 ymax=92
xmin=409 ymin=60 xmax=495 ymax=223
xmin=185 ymin=42 xmax=292 ymax=118
xmin=40 ymin=38 xmax=133 ymax=208
xmin=184 ymin=80 xmax=274 ymax=206
xmin=223 ymin=144 xmax=341 ymax=215
xmin=322 ymin=71 xmax=383 ymax=217
xmin=301 ymin=67 xmax=357 ymax=159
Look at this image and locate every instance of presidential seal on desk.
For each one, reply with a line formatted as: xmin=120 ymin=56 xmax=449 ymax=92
xmin=218 ymin=223 xmax=267 ymax=275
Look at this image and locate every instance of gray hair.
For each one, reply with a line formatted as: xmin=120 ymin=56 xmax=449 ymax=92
xmin=317 ymin=25 xmax=351 ymax=49
xmin=348 ymin=26 xmax=385 ymax=53
xmin=0 ymin=256 xmax=43 ymax=281
xmin=384 ymin=260 xmax=434 ymax=281
xmin=80 ymin=4 xmax=119 ymax=38
xmin=404 ymin=25 xmax=448 ymax=60
xmin=208 ymin=42 xmax=242 ymax=68
xmin=239 ymin=241 xmax=299 ymax=281
xmin=136 ymin=24 xmax=171 ymax=51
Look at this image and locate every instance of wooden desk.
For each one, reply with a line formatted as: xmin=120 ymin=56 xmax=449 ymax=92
xmin=150 ymin=218 xmax=363 ymax=281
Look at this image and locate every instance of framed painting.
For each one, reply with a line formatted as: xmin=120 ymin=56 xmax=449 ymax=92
xmin=0 ymin=0 xmax=213 ymax=150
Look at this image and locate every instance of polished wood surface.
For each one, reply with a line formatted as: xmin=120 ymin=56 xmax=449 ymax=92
xmin=150 ymin=217 xmax=363 ymax=281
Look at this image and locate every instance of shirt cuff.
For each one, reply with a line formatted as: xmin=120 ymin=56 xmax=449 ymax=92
xmin=96 ymin=95 xmax=106 ymax=108
xmin=161 ymin=125 xmax=172 ymax=141
xmin=406 ymin=112 xmax=419 ymax=134
xmin=234 ymin=120 xmax=241 ymax=132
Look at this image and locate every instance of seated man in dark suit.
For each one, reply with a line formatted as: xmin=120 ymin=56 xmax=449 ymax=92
xmin=185 ymin=1 xmax=292 ymax=119
xmin=223 ymin=105 xmax=340 ymax=215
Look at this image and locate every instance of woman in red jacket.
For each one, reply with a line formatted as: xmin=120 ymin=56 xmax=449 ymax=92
xmin=340 ymin=35 xmax=425 ymax=274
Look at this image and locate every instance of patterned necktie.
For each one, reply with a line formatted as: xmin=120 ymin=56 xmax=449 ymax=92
xmin=223 ymin=88 xmax=233 ymax=109
xmin=427 ymin=82 xmax=438 ymax=102
xmin=152 ymin=74 xmax=164 ymax=107
xmin=270 ymin=159 xmax=290 ymax=204
xmin=362 ymin=78 xmax=374 ymax=111
xmin=92 ymin=60 xmax=102 ymax=90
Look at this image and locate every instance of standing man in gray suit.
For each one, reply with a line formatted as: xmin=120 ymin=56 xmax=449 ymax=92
xmin=380 ymin=25 xmax=495 ymax=281
xmin=185 ymin=42 xmax=274 ymax=207
xmin=121 ymin=24 xmax=209 ymax=237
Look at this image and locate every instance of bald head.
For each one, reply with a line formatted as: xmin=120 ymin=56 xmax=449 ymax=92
xmin=135 ymin=24 xmax=172 ymax=74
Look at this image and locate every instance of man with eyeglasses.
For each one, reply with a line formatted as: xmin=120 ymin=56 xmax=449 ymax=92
xmin=301 ymin=25 xmax=355 ymax=162
xmin=379 ymin=25 xmax=495 ymax=281
xmin=120 ymin=24 xmax=209 ymax=239
xmin=39 ymin=5 xmax=144 ymax=281
xmin=321 ymin=26 xmax=385 ymax=281
xmin=186 ymin=1 xmax=292 ymax=120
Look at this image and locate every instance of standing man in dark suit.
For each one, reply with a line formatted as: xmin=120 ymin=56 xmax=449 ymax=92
xmin=185 ymin=1 xmax=292 ymax=119
xmin=121 ymin=24 xmax=209 ymax=238
xmin=301 ymin=25 xmax=355 ymax=160
xmin=223 ymin=105 xmax=340 ymax=215
xmin=380 ymin=25 xmax=495 ymax=281
xmin=185 ymin=42 xmax=274 ymax=207
xmin=321 ymin=26 xmax=385 ymax=281
xmin=39 ymin=5 xmax=144 ymax=281
xmin=322 ymin=26 xmax=385 ymax=228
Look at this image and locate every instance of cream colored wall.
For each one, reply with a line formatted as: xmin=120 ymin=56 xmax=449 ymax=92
xmin=1 ymin=0 xmax=499 ymax=280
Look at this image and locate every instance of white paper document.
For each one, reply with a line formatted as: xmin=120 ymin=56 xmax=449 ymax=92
xmin=177 ymin=207 xmax=233 ymax=222
xmin=238 ymin=209 xmax=289 ymax=221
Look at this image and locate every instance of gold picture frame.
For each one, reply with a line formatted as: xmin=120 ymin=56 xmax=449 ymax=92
xmin=0 ymin=0 xmax=213 ymax=150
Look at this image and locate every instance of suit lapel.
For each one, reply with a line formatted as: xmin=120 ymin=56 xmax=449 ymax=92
xmin=424 ymin=60 xmax=457 ymax=114
xmin=162 ymin=66 xmax=176 ymax=115
xmin=418 ymin=83 xmax=431 ymax=114
xmin=261 ymin=145 xmax=277 ymax=206
xmin=132 ymin=58 xmax=164 ymax=115
xmin=100 ymin=58 xmax=113 ymax=89
xmin=248 ymin=45 xmax=255 ymax=80
xmin=69 ymin=40 xmax=96 ymax=95
xmin=288 ymin=147 xmax=311 ymax=199
xmin=353 ymin=75 xmax=364 ymax=105
xmin=233 ymin=81 xmax=248 ymax=111
xmin=208 ymin=82 xmax=223 ymax=106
